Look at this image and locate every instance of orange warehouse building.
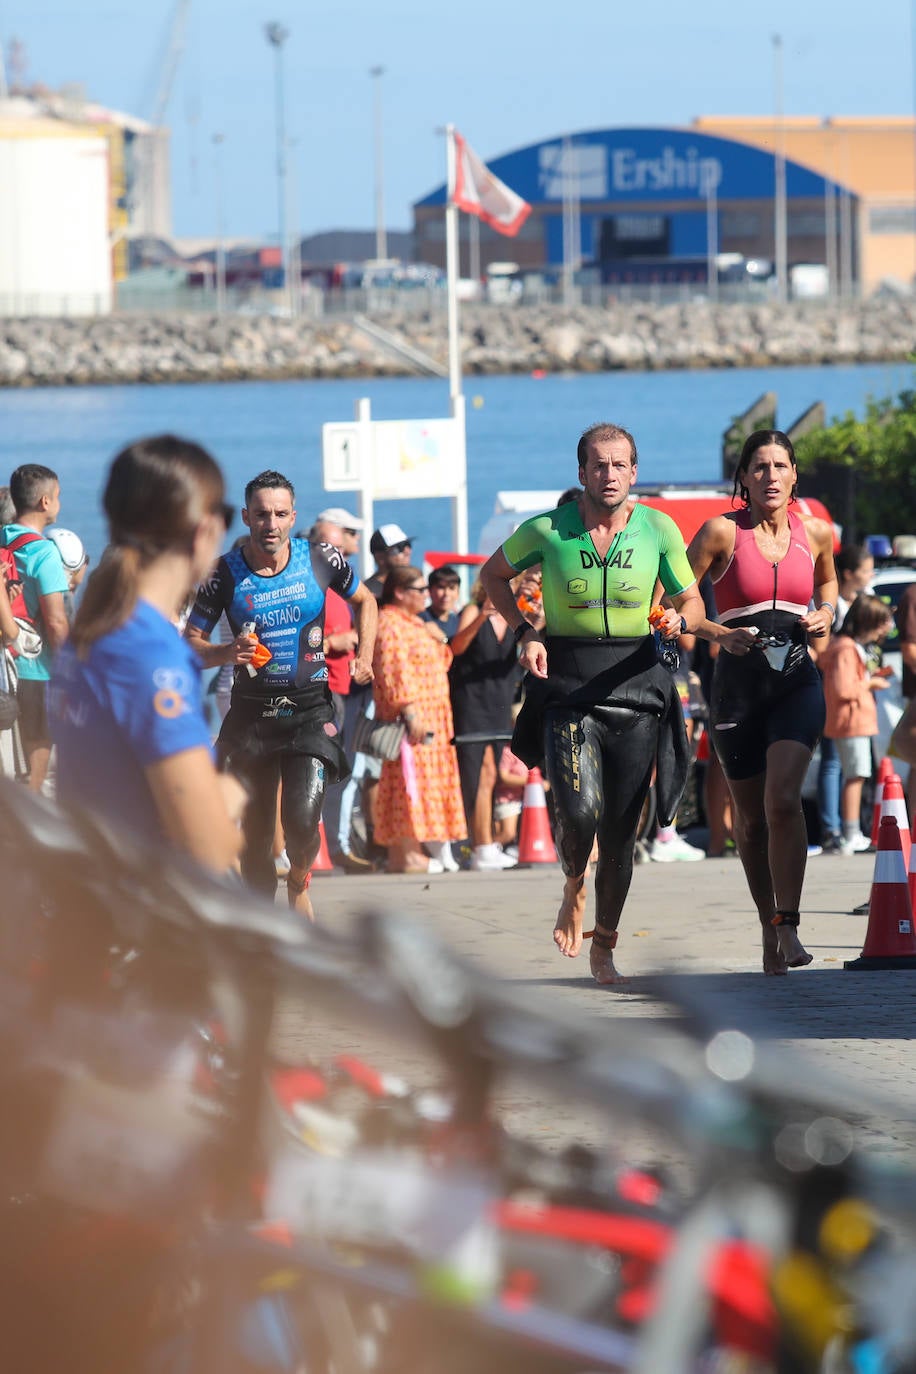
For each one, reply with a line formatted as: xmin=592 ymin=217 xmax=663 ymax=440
xmin=693 ymin=116 xmax=916 ymax=294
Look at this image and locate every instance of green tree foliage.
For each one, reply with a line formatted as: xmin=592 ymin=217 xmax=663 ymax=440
xmin=793 ymin=384 xmax=916 ymax=540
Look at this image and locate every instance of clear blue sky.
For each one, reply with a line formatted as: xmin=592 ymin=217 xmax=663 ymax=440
xmin=2 ymin=0 xmax=914 ymax=243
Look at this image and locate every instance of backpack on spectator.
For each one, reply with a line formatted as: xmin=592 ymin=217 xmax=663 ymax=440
xmin=1 ymin=532 xmax=45 ymax=658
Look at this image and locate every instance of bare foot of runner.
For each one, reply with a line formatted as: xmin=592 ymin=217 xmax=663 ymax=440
xmin=761 ymin=923 xmax=788 ymax=976
xmin=553 ymin=874 xmax=587 ymax=956
xmin=776 ymin=924 xmax=813 ymax=968
xmin=287 ymin=870 xmax=315 ymax=923
xmin=590 ymin=928 xmax=627 ymax=985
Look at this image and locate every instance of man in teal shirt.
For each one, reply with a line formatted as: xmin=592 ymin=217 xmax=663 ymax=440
xmin=2 ymin=464 xmax=69 ymax=791
xmin=481 ymin=423 xmax=703 ymax=986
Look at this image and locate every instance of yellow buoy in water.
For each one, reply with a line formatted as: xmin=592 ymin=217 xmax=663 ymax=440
xmin=472 ymin=395 xmax=484 ymax=409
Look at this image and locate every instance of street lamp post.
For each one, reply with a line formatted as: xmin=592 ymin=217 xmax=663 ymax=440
xmin=702 ymin=163 xmax=719 ymax=304
xmin=265 ymin=22 xmax=290 ymax=311
xmin=773 ymin=33 xmax=788 ymax=304
xmin=213 ymin=133 xmax=227 ymax=314
xmin=370 ymin=65 xmax=387 ymax=261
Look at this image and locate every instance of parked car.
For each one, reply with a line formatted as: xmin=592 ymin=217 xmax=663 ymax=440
xmin=870 ymin=562 xmax=916 ymax=773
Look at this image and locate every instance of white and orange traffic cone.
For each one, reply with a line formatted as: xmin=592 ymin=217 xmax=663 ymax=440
xmin=871 ymin=756 xmax=894 ymax=848
xmin=845 ymin=816 xmax=916 ymax=970
xmin=312 ymin=820 xmax=333 ymax=874
xmin=517 ymin=767 xmax=558 ymax=865
xmin=879 ymin=773 xmax=910 ymax=871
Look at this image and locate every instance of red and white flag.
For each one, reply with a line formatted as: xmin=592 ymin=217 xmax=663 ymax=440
xmin=451 ymin=131 xmax=531 ymax=237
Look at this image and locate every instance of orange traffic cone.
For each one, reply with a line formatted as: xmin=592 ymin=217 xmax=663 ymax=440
xmin=879 ymin=774 xmax=910 ymax=871
xmin=517 ymin=767 xmax=558 ymax=865
xmin=871 ymin=756 xmax=894 ymax=847
xmin=312 ymin=821 xmax=333 ymax=874
xmin=845 ymin=816 xmax=916 ymax=969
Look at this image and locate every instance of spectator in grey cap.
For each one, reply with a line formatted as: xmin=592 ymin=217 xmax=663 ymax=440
xmin=316 ymin=507 xmax=363 ymax=563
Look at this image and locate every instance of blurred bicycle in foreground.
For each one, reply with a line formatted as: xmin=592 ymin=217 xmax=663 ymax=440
xmin=2 ymin=778 xmax=916 ymax=1374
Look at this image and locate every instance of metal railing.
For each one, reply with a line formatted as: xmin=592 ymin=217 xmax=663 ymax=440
xmin=0 ymin=280 xmax=880 ymax=322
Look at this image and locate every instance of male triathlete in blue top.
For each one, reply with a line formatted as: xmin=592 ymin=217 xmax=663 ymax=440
xmin=186 ymin=470 xmax=377 ymax=916
xmin=481 ymin=423 xmax=703 ymax=985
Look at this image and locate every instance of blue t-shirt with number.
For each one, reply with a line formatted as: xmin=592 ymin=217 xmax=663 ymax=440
xmin=51 ymin=599 xmax=212 ymax=841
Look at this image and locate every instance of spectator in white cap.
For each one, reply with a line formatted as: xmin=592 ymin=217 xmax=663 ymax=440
xmin=46 ymin=527 xmax=90 ymax=622
xmin=316 ymin=507 xmax=363 ymax=562
xmin=366 ymin=523 xmax=414 ymax=601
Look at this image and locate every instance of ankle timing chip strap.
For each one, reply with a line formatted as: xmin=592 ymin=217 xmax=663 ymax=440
xmin=591 ymin=926 xmax=618 ymax=950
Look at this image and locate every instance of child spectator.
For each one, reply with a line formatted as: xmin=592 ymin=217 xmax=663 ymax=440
xmin=820 ymin=594 xmax=894 ymax=855
xmin=493 ymin=740 xmax=529 ymax=856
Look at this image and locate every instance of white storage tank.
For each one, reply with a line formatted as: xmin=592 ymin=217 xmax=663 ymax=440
xmin=0 ymin=116 xmax=112 ymax=315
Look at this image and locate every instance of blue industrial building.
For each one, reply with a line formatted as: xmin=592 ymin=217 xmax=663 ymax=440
xmin=413 ymin=126 xmax=847 ymax=284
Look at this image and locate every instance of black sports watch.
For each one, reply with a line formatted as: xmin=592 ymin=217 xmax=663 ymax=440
xmin=514 ymin=621 xmax=533 ymax=644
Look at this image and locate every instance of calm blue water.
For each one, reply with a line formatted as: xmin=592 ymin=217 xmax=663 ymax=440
xmin=0 ymin=361 xmax=911 ymax=567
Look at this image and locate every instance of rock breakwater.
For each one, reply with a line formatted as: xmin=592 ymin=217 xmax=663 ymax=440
xmin=1 ymin=298 xmax=915 ymax=387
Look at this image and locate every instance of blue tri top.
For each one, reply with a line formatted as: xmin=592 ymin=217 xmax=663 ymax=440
xmin=51 ymin=599 xmax=213 ymax=842
xmin=187 ymin=538 xmax=359 ymax=696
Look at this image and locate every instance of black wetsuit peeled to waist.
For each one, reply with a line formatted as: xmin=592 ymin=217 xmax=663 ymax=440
xmin=514 ymin=635 xmax=689 ymax=931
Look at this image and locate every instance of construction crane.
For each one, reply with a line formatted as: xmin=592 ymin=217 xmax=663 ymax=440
xmin=137 ymin=0 xmax=191 ymax=238
xmin=148 ymin=0 xmax=191 ymax=131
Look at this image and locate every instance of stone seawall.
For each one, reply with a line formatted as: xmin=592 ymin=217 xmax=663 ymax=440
xmin=1 ymin=298 xmax=915 ymax=387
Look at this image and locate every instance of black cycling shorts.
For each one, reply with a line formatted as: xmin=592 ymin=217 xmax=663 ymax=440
xmin=710 ymin=652 xmax=825 ymax=781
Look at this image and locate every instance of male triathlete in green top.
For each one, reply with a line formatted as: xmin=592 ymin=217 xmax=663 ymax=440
xmin=480 ymin=422 xmax=703 ymax=985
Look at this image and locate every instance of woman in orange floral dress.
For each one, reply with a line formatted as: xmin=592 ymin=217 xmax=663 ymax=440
xmin=372 ymin=566 xmax=466 ymax=873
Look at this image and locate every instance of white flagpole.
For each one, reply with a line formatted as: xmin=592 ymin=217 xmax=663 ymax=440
xmin=444 ymin=124 xmax=468 ymax=553
xmin=445 ymin=123 xmax=462 ymax=402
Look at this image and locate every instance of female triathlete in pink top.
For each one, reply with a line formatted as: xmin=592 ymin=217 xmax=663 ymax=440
xmin=688 ymin=431 xmax=837 ymax=976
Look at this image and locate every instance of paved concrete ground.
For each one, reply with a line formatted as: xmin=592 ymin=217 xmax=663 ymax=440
xmin=284 ymin=840 xmax=916 ymax=1155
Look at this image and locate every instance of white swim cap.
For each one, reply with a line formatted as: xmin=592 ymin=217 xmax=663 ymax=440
xmin=46 ymin=527 xmax=87 ymax=572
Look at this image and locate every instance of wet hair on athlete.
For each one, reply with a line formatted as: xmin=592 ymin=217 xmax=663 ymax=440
xmin=576 ymin=423 xmax=638 ymax=469
xmin=837 ymin=593 xmax=893 ymax=640
xmin=9 ymin=464 xmax=59 ymax=516
xmin=244 ymin=470 xmax=295 ymax=506
xmin=0 ymin=485 xmax=14 ymax=525
xmin=70 ymin=434 xmax=229 ymax=656
xmin=733 ymin=430 xmax=797 ymax=507
xmin=429 ymin=564 xmax=460 ymax=589
xmin=380 ymin=565 xmax=424 ymax=605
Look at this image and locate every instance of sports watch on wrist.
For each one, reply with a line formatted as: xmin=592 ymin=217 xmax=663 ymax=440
xmin=514 ymin=621 xmax=532 ymax=644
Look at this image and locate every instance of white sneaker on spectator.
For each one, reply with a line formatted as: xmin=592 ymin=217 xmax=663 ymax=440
xmin=839 ymin=831 xmax=872 ymax=855
xmin=274 ymin=848 xmax=291 ymax=877
xmin=425 ymin=841 xmax=460 ymax=872
xmin=649 ymin=833 xmax=705 ymax=863
xmin=470 ymin=843 xmax=517 ymax=871
xmin=425 ymin=858 xmax=445 ymax=875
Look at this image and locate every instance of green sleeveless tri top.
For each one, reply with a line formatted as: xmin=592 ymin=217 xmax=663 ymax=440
xmin=502 ymin=500 xmax=695 ymax=638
